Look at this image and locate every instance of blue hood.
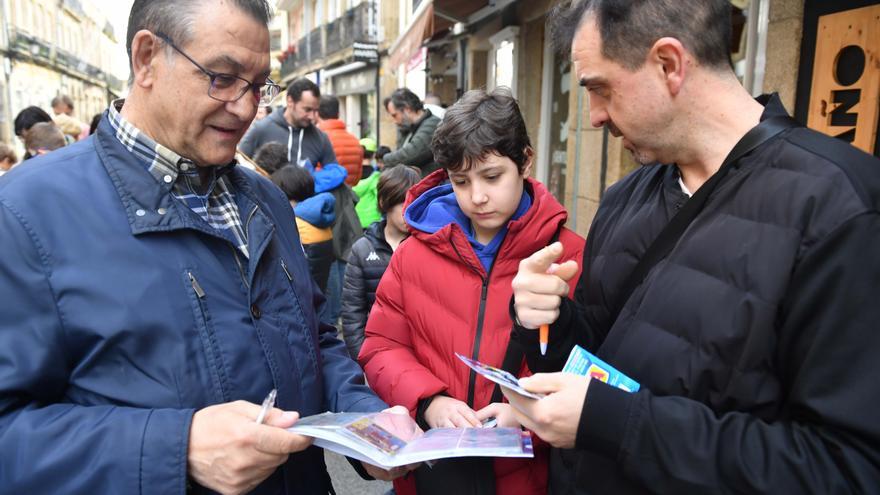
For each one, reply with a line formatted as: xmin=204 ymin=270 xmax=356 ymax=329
xmin=405 ymin=183 xmax=531 ymax=272
xmin=294 ymin=191 xmax=336 ymax=228
xmin=306 ymin=161 xmax=348 ymax=193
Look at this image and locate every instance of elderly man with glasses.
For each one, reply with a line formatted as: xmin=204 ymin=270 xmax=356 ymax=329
xmin=0 ymin=1 xmax=412 ymax=494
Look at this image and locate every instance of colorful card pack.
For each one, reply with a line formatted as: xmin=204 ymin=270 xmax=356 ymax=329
xmin=562 ymin=345 xmax=640 ymax=392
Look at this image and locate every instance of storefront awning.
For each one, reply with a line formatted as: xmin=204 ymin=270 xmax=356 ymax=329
xmin=388 ymin=2 xmax=436 ymax=70
xmin=388 ymin=0 xmax=493 ymax=71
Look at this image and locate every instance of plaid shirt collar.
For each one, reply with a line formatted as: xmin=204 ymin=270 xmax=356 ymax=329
xmin=107 ymin=99 xmax=249 ymax=257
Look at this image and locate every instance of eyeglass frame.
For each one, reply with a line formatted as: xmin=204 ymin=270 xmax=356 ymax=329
xmin=153 ymin=31 xmax=281 ymax=107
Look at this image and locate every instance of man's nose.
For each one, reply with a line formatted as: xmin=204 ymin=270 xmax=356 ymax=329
xmin=227 ymin=93 xmax=259 ymax=121
xmin=587 ymin=93 xmax=607 ymax=129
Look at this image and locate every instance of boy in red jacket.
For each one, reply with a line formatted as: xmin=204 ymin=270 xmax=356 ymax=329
xmin=359 ymin=88 xmax=585 ymax=494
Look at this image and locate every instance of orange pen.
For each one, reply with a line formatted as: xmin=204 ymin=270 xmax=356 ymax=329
xmin=539 ymin=324 xmax=549 ymax=355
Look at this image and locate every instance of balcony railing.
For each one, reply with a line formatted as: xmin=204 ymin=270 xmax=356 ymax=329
xmin=280 ymin=1 xmax=377 ymax=80
xmin=6 ymin=29 xmax=120 ymax=90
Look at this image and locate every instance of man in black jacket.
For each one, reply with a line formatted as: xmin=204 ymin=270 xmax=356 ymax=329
xmin=506 ymin=1 xmax=880 ymax=493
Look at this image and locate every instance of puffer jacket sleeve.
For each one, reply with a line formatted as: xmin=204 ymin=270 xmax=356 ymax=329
xmin=358 ymin=248 xmax=447 ymax=414
xmin=0 ymin=201 xmax=193 ymax=494
xmin=341 ymin=239 xmax=369 ymax=360
xmin=576 ymin=211 xmax=880 ymax=493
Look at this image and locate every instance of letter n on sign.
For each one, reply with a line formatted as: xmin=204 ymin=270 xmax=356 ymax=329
xmin=807 ymin=5 xmax=880 ymax=155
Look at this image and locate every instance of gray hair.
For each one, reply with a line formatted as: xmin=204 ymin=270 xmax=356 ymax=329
xmin=125 ymin=0 xmax=273 ymax=82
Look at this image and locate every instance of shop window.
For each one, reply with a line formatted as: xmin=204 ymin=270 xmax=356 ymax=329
xmin=730 ymin=0 xmax=769 ymax=95
xmin=488 ymin=26 xmax=519 ymax=94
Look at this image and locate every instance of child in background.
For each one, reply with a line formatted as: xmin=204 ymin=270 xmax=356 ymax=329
xmin=359 ymin=88 xmax=585 ymax=495
xmin=375 ymin=145 xmax=391 ymax=171
xmin=359 ymin=137 xmax=377 ymax=180
xmin=353 ymin=144 xmax=394 ymax=228
xmin=0 ymin=143 xmax=18 ymax=176
xmin=341 ymin=165 xmax=421 ymax=360
xmin=270 ymin=165 xmax=336 ymax=293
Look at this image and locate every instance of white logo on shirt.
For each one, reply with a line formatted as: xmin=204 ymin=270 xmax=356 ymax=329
xmin=365 ymin=251 xmax=380 ymax=262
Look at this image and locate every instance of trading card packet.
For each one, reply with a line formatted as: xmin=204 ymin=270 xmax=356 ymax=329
xmin=562 ymin=345 xmax=640 ymax=392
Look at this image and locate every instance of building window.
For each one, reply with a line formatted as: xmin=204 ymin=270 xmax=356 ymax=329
xmin=488 ymin=26 xmax=519 ymax=94
xmin=731 ymin=0 xmax=769 ymax=96
xmin=270 ymin=30 xmax=282 ymax=51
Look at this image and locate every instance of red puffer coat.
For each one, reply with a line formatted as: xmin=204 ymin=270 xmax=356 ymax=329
xmin=360 ymin=170 xmax=585 ymax=495
xmin=318 ymin=119 xmax=364 ymax=186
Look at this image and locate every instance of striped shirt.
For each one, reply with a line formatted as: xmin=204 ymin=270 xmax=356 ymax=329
xmin=108 ymin=100 xmax=249 ymax=257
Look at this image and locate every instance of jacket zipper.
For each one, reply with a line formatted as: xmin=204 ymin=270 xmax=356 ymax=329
xmin=467 ymin=276 xmax=491 ymax=408
xmin=281 ymin=259 xmax=293 ymax=281
xmin=450 ymin=240 xmax=496 ymax=409
xmin=188 ymin=271 xmax=206 ymax=298
xmin=230 ymin=205 xmax=260 ymax=290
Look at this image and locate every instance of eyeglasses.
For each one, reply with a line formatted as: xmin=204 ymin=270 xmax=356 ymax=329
xmin=154 ymin=32 xmax=280 ymax=107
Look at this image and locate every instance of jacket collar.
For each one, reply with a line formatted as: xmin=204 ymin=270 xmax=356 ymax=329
xmin=93 ymin=112 xmax=276 ymax=258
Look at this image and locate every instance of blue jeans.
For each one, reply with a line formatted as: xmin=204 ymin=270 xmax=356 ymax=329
xmin=320 ymin=259 xmax=346 ymax=327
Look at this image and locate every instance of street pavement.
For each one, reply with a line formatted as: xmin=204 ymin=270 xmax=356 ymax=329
xmin=326 ymin=450 xmax=392 ymax=495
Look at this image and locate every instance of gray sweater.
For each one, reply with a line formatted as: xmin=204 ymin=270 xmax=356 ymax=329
xmin=239 ymin=110 xmax=336 ymax=166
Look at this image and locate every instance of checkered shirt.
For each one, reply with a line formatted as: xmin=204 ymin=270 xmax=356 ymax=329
xmin=107 ymin=100 xmax=249 ymax=257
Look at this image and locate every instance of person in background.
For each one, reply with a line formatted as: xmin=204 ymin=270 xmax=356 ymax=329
xmin=51 ymin=95 xmax=89 ymax=141
xmin=255 ymin=105 xmax=272 ymax=121
xmin=360 ymin=137 xmax=377 ymax=180
xmin=89 ymin=114 xmax=102 ymax=135
xmin=423 ymin=93 xmax=446 ymax=119
xmin=341 ymin=165 xmax=420 ymax=360
xmin=13 ymin=106 xmax=53 ymax=159
xmin=383 ymin=88 xmax=441 ymax=176
xmin=239 ymin=78 xmax=336 ymax=168
xmin=375 ymin=145 xmax=391 ymax=171
xmin=311 ymin=157 xmax=362 ymax=328
xmin=0 ymin=143 xmax=17 ymax=176
xmin=23 ymin=122 xmax=66 ymax=158
xmin=508 ymin=1 xmax=880 ymax=493
xmin=353 ymin=138 xmax=382 ymax=229
xmin=253 ymin=141 xmax=292 ymax=175
xmin=317 ymin=95 xmax=363 ymax=187
xmin=360 ymin=88 xmax=586 ymax=495
xmin=271 ymin=164 xmax=336 ymax=293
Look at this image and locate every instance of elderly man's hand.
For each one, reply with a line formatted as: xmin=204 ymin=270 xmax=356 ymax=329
xmin=361 ymin=405 xmax=421 ymax=481
xmin=502 ymin=373 xmax=591 ymax=449
xmin=187 ymin=401 xmax=314 ymax=495
xmin=512 ymin=242 xmax=579 ymax=330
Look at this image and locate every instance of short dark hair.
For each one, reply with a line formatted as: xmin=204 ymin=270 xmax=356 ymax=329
xmin=375 ymin=145 xmax=392 ymax=161
xmin=388 ymin=88 xmax=423 ymax=113
xmin=14 ymin=106 xmax=53 ymax=137
xmin=432 ymin=88 xmax=531 ymax=173
xmin=51 ymin=95 xmax=74 ymax=110
xmin=549 ymin=0 xmax=732 ymax=70
xmin=377 ymin=165 xmax=420 ymax=213
xmin=271 ymin=165 xmax=315 ymax=203
xmin=89 ymin=113 xmax=102 ymax=135
xmin=126 ymin=0 xmax=272 ymax=77
xmin=287 ymin=78 xmax=320 ymax=103
xmin=24 ymin=123 xmax=66 ymax=154
xmin=253 ymin=142 xmax=290 ymax=174
xmin=318 ymin=95 xmax=340 ymax=119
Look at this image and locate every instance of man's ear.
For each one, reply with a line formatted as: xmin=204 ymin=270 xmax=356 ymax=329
xmin=129 ymin=30 xmax=161 ymax=89
xmin=650 ymin=37 xmax=687 ymax=96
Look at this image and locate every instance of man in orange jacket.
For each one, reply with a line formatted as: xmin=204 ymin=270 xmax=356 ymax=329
xmin=317 ymin=95 xmax=364 ymax=187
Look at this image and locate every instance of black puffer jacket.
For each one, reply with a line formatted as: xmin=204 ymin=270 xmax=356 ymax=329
xmin=341 ymin=220 xmax=394 ymax=360
xmin=514 ymin=95 xmax=880 ymax=494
